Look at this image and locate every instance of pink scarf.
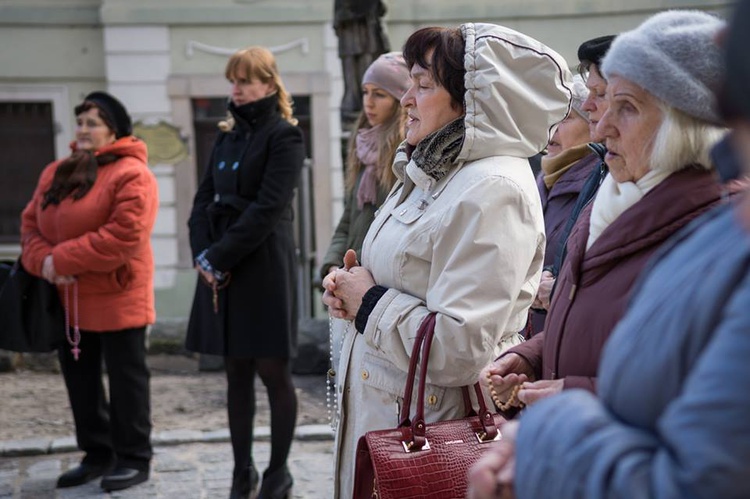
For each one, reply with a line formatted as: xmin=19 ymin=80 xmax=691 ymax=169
xmin=355 ymin=125 xmax=383 ymax=209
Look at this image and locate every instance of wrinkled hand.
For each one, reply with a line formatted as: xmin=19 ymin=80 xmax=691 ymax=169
xmin=532 ymin=270 xmax=555 ymax=310
xmin=517 ymin=378 xmax=564 ymax=406
xmin=322 ymin=249 xmax=362 ymax=319
xmin=54 ymin=275 xmax=76 ymax=285
xmin=195 ymin=265 xmax=215 ymax=285
xmin=467 ymin=421 xmax=520 ymax=499
xmin=481 ymin=353 xmax=535 ymax=409
xmin=42 ymin=255 xmax=75 ymax=285
xmin=330 ymin=266 xmax=375 ymax=320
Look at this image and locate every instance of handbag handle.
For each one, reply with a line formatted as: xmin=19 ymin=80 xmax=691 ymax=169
xmin=399 ymin=313 xmax=500 ymax=452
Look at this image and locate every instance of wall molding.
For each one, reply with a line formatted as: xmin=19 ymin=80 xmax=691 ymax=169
xmin=186 ymin=38 xmax=309 ymax=58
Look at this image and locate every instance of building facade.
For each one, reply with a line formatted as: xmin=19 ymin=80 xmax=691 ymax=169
xmin=0 ymin=0 xmax=731 ymax=322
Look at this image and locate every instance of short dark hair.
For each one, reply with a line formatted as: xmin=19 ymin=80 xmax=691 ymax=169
xmin=577 ymin=35 xmax=616 ymax=77
xmin=402 ymin=27 xmax=465 ymax=110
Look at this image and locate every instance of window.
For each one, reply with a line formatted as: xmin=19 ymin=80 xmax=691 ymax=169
xmin=0 ymin=102 xmax=56 ymax=243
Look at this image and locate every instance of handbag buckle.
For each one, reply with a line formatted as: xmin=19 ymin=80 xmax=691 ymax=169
xmin=402 ymin=439 xmax=430 ymax=453
xmin=475 ymin=430 xmax=502 ymax=443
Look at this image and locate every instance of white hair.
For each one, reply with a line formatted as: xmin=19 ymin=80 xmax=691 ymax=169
xmin=649 ymin=103 xmax=727 ymax=174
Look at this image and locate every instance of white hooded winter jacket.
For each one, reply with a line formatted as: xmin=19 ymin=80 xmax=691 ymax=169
xmin=333 ymin=22 xmax=572 ymax=497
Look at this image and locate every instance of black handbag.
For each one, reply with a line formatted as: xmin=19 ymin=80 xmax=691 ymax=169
xmin=0 ymin=259 xmax=65 ymax=352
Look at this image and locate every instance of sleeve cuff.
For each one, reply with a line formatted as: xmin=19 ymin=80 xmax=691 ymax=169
xmin=355 ymin=285 xmax=388 ymax=333
xmin=195 ymin=249 xmax=227 ymax=283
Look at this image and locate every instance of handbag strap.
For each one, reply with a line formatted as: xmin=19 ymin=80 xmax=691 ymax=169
xmin=399 ymin=312 xmax=436 ymax=426
xmin=400 ymin=312 xmax=499 ymax=450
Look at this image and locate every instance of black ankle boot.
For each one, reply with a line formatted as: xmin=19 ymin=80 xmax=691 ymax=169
xmin=230 ymin=464 xmax=260 ymax=499
xmin=258 ymin=465 xmax=293 ymax=499
xmin=57 ymin=462 xmax=111 ymax=488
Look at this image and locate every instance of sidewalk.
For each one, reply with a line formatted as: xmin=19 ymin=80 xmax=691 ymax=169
xmin=0 ymin=425 xmax=335 ymax=498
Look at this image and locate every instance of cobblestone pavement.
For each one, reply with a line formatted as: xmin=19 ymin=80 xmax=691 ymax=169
xmin=0 ymin=438 xmax=334 ymax=498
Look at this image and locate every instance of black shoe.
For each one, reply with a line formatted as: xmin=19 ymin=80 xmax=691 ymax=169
xmin=100 ymin=467 xmax=149 ymax=492
xmin=230 ymin=465 xmax=260 ymax=499
xmin=57 ymin=462 xmax=110 ymax=488
xmin=258 ymin=466 xmax=292 ymax=499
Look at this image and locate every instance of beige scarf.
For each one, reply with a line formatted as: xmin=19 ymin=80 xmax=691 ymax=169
xmin=541 ymin=144 xmax=591 ymax=189
xmin=586 ymin=168 xmax=672 ymax=251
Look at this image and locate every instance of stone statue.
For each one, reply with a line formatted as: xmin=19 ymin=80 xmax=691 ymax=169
xmin=334 ymin=0 xmax=391 ymax=129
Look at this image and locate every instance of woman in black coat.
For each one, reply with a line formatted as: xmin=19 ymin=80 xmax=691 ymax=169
xmin=186 ymin=46 xmax=305 ymax=499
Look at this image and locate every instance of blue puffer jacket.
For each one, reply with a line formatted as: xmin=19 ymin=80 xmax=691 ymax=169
xmin=515 ymin=202 xmax=750 ymax=499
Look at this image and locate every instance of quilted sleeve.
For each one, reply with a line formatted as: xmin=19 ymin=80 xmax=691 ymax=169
xmin=51 ymin=164 xmax=158 ymax=275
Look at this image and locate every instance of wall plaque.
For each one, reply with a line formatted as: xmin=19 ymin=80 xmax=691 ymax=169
xmin=133 ymin=121 xmax=188 ymax=166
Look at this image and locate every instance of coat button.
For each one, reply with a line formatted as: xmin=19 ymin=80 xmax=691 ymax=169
xmin=427 ymin=395 xmax=437 ymax=405
xmin=361 ymin=370 xmax=369 ymax=380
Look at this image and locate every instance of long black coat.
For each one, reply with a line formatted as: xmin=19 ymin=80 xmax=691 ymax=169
xmin=185 ymin=96 xmax=305 ymax=358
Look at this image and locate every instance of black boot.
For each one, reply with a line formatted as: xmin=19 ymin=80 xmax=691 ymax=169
xmin=258 ymin=465 xmax=293 ymax=499
xmin=100 ymin=467 xmax=149 ymax=492
xmin=230 ymin=464 xmax=260 ymax=499
xmin=57 ymin=462 xmax=111 ymax=488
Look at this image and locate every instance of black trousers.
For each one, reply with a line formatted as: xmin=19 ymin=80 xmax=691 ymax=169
xmin=58 ymin=326 xmax=152 ymax=471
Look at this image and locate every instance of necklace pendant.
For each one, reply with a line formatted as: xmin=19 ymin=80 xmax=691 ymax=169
xmin=71 ymin=346 xmax=80 ymax=361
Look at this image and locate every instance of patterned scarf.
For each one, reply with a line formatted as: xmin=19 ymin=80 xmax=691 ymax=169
xmin=411 ymin=117 xmax=465 ymax=181
xmin=355 ymin=124 xmax=382 ymax=209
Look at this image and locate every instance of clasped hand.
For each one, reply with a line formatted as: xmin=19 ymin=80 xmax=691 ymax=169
xmin=480 ymin=353 xmax=565 ymax=407
xmin=322 ymin=250 xmax=375 ymax=321
xmin=41 ymin=254 xmax=75 ymax=285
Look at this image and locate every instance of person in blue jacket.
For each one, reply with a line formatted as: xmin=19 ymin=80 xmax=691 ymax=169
xmin=469 ymin=6 xmax=750 ymax=498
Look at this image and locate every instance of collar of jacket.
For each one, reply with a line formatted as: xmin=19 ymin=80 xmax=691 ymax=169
xmin=229 ymin=94 xmax=279 ymax=131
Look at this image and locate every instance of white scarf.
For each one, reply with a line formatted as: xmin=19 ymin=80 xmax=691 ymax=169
xmin=586 ymin=169 xmax=672 ymax=251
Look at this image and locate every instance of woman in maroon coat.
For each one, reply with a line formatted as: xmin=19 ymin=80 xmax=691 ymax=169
xmin=482 ymin=12 xmax=731 ymax=408
xmin=529 ymin=75 xmax=601 ymax=335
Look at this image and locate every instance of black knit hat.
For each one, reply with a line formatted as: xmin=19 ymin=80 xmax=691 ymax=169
xmin=84 ymin=91 xmax=132 ymax=138
xmin=577 ymin=35 xmax=616 ymax=66
xmin=721 ymin=0 xmax=750 ymax=121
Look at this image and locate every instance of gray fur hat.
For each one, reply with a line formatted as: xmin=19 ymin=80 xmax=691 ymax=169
xmin=601 ymin=10 xmax=726 ymax=125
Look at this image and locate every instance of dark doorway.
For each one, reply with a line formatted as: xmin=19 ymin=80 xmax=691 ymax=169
xmin=191 ymin=95 xmax=311 ymax=182
xmin=0 ymin=102 xmax=56 ymax=244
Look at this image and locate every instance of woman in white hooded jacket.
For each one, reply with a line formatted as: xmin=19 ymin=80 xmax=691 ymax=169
xmin=322 ymin=23 xmax=571 ymax=498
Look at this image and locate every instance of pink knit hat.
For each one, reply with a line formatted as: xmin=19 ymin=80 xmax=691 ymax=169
xmin=362 ymin=52 xmax=411 ymax=101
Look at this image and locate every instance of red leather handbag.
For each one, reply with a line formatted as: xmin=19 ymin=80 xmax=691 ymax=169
xmin=352 ymin=313 xmax=507 ymax=498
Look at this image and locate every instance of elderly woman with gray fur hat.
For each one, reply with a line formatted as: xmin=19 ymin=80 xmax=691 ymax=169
xmin=482 ymin=9 xmax=729 ymax=414
xmin=468 ymin=8 xmax=750 ymax=498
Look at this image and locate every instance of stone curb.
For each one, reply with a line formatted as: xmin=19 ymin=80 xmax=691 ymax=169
xmin=0 ymin=424 xmax=334 ymax=457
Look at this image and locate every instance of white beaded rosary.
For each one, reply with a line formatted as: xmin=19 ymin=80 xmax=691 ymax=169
xmin=326 ymin=316 xmax=350 ymax=430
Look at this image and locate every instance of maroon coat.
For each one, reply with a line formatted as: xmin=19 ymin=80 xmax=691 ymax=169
xmin=511 ymin=168 xmax=723 ymax=392
xmin=530 ymin=152 xmax=600 ymax=333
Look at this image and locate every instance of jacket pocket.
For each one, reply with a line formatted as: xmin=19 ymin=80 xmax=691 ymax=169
xmin=391 ymin=200 xmax=430 ymax=225
xmin=361 ymin=351 xmax=446 ymax=412
xmin=79 ymin=264 xmax=132 ymax=294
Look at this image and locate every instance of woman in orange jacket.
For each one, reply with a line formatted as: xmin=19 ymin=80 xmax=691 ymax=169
xmin=20 ymin=91 xmax=158 ymax=493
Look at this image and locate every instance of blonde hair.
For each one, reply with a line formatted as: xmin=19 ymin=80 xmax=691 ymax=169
xmin=650 ymin=103 xmax=726 ymax=174
xmin=218 ymin=46 xmax=297 ymax=131
xmin=345 ymin=100 xmax=406 ymax=194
